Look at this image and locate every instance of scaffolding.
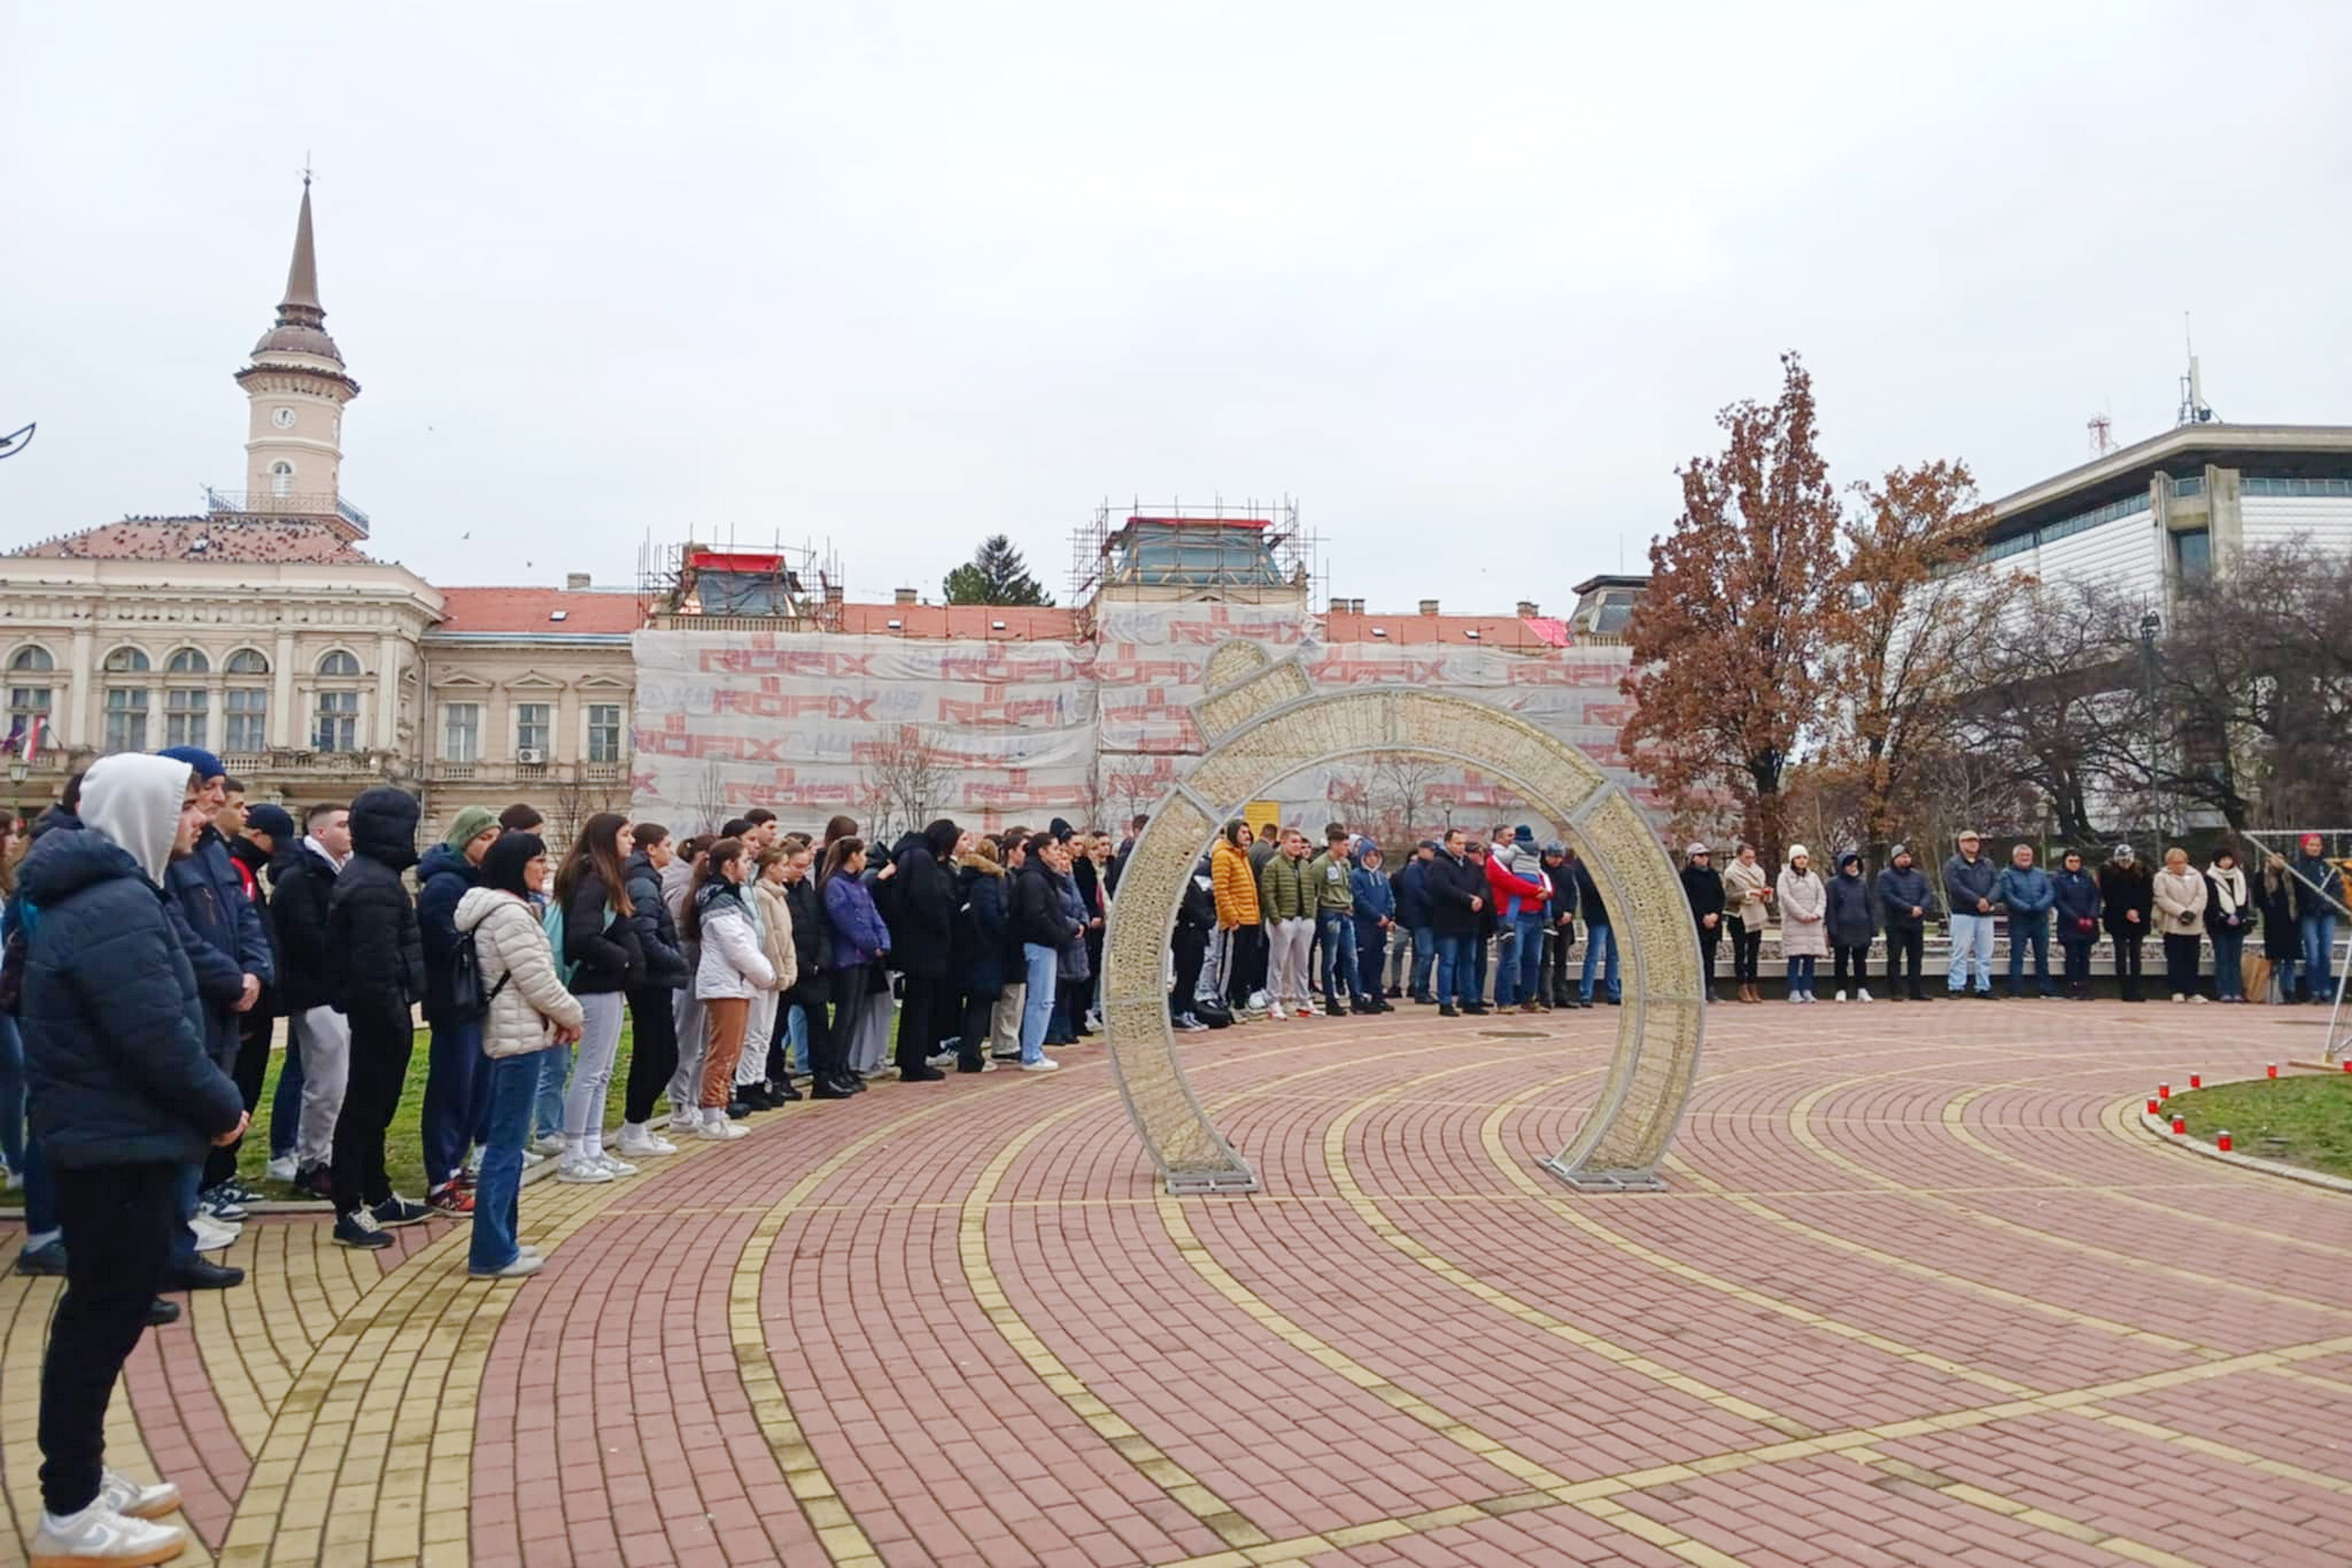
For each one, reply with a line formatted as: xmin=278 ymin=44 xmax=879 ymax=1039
xmin=637 ymin=530 xmax=844 ymax=630
xmin=1070 ymin=497 xmax=1319 ymax=611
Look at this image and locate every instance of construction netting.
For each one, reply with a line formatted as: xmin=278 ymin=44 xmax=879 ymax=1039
xmin=630 ymin=603 xmax=1660 ymax=840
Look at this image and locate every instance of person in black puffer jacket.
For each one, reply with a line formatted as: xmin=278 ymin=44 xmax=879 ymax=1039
xmin=951 ymin=841 xmax=1011 ymax=1072
xmin=416 ymin=806 xmax=500 ymax=1209
xmin=267 ymin=805 xmax=349 ymax=1191
xmin=17 ymin=753 xmax=243 ymax=1558
xmin=324 ymin=787 xmax=427 ymax=1245
xmin=553 ymin=814 xmax=644 ymax=1179
xmin=778 ymin=846 xmax=841 ymax=1096
xmin=616 ymin=825 xmax=691 ymax=1154
xmin=886 ymin=820 xmax=961 ymax=1084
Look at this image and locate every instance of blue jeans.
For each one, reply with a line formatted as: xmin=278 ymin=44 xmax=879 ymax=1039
xmin=469 ymin=1050 xmax=542 ymax=1274
xmin=1317 ymin=911 xmax=1360 ymax=1006
xmin=1470 ymin=931 xmax=1488 ymax=1003
xmin=786 ymin=1005 xmax=809 ymax=1075
xmin=0 ymin=1011 xmax=24 ymax=1178
xmin=532 ymin=1043 xmax=571 ymax=1141
xmin=2303 ymin=913 xmax=2338 ymax=1002
xmin=1408 ymin=926 xmax=1436 ymax=998
xmin=1433 ymin=932 xmax=1477 ymax=1008
xmin=1512 ymin=911 xmax=1547 ymax=1006
xmin=421 ymin=1020 xmax=484 ymax=1191
xmin=1493 ymin=922 xmax=1519 ymax=1007
xmin=268 ymin=1029 xmax=306 ymax=1160
xmin=2007 ymin=914 xmax=2052 ymax=994
xmin=1786 ymin=956 xmax=1817 ymax=992
xmin=1581 ymin=923 xmax=1621 ymax=1003
xmin=169 ymin=1162 xmax=202 ymax=1265
xmin=1020 ymin=943 xmax=1059 ymax=1061
xmin=2211 ymin=926 xmax=2246 ymax=999
xmin=1948 ymin=912 xmax=1995 ymax=991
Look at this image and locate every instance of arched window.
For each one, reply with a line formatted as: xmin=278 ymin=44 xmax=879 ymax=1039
xmin=316 ymin=649 xmax=360 ymax=678
xmin=167 ymin=647 xmax=210 ymax=675
xmin=269 ymin=459 xmax=294 ymax=498
xmin=224 ymin=648 xmax=270 ymax=675
xmin=8 ymin=645 xmax=55 ymax=673
xmin=8 ymin=646 xmax=56 ymax=738
xmin=103 ymin=646 xmax=151 ymax=674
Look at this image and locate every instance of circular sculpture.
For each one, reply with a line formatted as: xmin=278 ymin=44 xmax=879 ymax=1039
xmin=1102 ymin=641 xmax=1704 ymax=1195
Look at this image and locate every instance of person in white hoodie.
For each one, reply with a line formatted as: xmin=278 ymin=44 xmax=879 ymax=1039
xmin=662 ymin=836 xmax=710 ymax=1140
xmin=455 ymin=831 xmax=584 ymax=1278
xmin=685 ymin=838 xmax=773 ymax=1140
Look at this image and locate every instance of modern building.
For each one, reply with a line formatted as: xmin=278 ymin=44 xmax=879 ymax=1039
xmin=1978 ymin=423 xmax=2352 ymax=604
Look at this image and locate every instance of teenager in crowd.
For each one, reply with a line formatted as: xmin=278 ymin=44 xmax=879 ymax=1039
xmin=416 ymin=805 xmax=500 ymax=1213
xmin=552 ymin=814 xmax=644 ymax=1181
xmin=1825 ymin=849 xmax=1875 ymax=1003
xmin=820 ymin=836 xmax=890 ymax=1084
xmin=617 ymin=823 xmax=689 ymax=1158
xmin=687 ymin=837 xmax=771 ymax=1140
xmin=325 ymin=786 xmax=427 ymax=1249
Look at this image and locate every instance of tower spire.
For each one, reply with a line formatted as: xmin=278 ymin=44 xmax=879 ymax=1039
xmin=279 ymin=169 xmax=323 ymax=322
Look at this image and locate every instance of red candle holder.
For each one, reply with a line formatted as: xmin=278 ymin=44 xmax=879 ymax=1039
xmin=2170 ymin=1115 xmax=2186 ymax=1134
xmin=2158 ymin=1083 xmax=2171 ymax=1100
xmin=2217 ymin=1130 xmax=2233 ymax=1152
xmin=2146 ymin=1097 xmax=2160 ymax=1116
xmin=2189 ymin=1073 xmax=2202 ymax=1090
xmin=2267 ymin=1063 xmax=2279 ymax=1080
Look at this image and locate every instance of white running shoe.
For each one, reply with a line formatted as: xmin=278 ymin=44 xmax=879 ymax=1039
xmin=469 ymin=1253 xmax=545 ymax=1280
xmin=98 ymin=1467 xmax=182 ymax=1520
xmin=1247 ymin=990 xmax=1270 ymax=1012
xmin=1022 ymin=1057 xmax=1060 ymax=1073
xmin=264 ymin=1154 xmax=298 ymax=1184
xmin=520 ymin=1148 xmax=546 ymax=1167
xmin=1856 ymin=988 xmax=1874 ymax=1003
xmin=667 ymin=1109 xmax=702 ymax=1134
xmin=30 ymin=1502 xmax=184 ymax=1566
xmin=190 ymin=1215 xmax=239 ymax=1254
xmin=530 ymin=1133 xmax=566 ymax=1157
xmin=926 ymin=1050 xmax=957 ymax=1069
xmin=696 ymin=1119 xmax=748 ymax=1141
xmin=1269 ymin=1004 xmax=1289 ymax=1021
xmin=593 ymin=1151 xmax=639 ymax=1178
xmin=555 ymin=1158 xmax=612 ymax=1184
xmin=1834 ymin=990 xmax=1847 ymax=1003
xmin=614 ymin=1128 xmax=678 ymax=1159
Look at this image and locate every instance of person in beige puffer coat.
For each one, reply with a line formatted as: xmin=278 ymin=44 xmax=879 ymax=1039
xmin=455 ymin=832 xmax=583 ymax=1280
xmin=1775 ymin=845 xmax=1829 ymax=1004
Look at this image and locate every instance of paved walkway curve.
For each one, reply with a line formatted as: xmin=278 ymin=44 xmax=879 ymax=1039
xmin=5 ymin=1003 xmax=2351 ymax=1567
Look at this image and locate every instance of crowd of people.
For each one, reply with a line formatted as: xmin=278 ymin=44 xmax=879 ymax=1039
xmin=0 ymin=755 xmax=2345 ymax=1562
xmin=1680 ymin=829 xmax=2344 ymax=1006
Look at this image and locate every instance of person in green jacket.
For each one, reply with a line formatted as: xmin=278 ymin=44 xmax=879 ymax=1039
xmin=1306 ymin=825 xmax=1367 ymax=1015
xmin=1258 ymin=828 xmax=1317 ymax=1018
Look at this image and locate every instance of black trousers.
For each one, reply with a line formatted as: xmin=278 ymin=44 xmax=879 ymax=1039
xmin=829 ymin=968 xmax=871 ymax=1074
xmin=958 ymin=988 xmax=997 ymax=1067
xmin=623 ymin=987 xmax=680 ymax=1125
xmin=898 ymin=974 xmax=952 ymax=1074
xmin=1832 ymin=943 xmax=1870 ymax=990
xmin=204 ymin=1008 xmax=275 ymax=1189
xmin=2112 ymin=933 xmax=2145 ymax=997
xmin=1731 ymin=919 xmax=1763 ymax=983
xmin=1697 ymin=923 xmax=1722 ymax=991
xmin=2163 ymin=933 xmax=2201 ymax=997
xmin=42 ymin=1161 xmax=181 ymax=1515
xmin=1171 ymin=933 xmax=1206 ymax=1021
xmin=331 ymin=1007 xmax=414 ymax=1215
xmin=1547 ymin=921 xmax=1575 ymax=1002
xmin=787 ymin=979 xmax=837 ymax=1082
xmin=2062 ymin=939 xmax=2094 ymax=987
xmin=1227 ymin=926 xmax=1263 ymax=1009
xmin=1884 ymin=927 xmax=1925 ymax=994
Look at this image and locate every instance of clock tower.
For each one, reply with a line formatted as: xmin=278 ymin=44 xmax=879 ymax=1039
xmin=234 ymin=175 xmax=363 ymax=535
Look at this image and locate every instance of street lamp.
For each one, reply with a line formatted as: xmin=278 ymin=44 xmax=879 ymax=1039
xmin=8 ymin=760 xmax=26 ymax=785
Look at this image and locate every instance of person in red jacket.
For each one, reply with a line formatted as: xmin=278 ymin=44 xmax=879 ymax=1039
xmin=1483 ymin=827 xmax=1549 ymax=1008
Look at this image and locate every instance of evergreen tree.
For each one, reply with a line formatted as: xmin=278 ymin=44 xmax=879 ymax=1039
xmin=943 ymin=534 xmax=1054 ymax=606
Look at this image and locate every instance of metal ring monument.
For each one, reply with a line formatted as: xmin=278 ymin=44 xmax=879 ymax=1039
xmin=1101 ymin=640 xmax=1705 ymax=1196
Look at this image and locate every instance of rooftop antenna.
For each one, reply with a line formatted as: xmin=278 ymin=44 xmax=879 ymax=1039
xmin=2088 ymin=411 xmax=2115 ymax=456
xmin=2176 ymin=313 xmax=2216 ymax=426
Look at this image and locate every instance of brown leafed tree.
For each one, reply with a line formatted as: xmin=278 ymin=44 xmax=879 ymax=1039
xmin=1622 ymin=353 xmax=1842 ymax=860
xmin=1822 ymin=460 xmax=2016 ymax=852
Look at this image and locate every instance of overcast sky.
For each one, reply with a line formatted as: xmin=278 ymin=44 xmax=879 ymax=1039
xmin=7 ymin=3 xmax=2349 ymax=609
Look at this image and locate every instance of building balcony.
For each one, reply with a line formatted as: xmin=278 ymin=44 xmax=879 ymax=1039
xmin=422 ymin=759 xmax=628 ymax=787
xmin=205 ymin=486 xmax=371 ymax=538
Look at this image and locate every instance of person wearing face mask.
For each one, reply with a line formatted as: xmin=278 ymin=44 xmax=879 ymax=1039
xmin=17 ymin=753 xmax=246 ymax=1566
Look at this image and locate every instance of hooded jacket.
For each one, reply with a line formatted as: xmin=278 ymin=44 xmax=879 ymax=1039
xmin=2052 ymin=863 xmax=2103 ymax=937
xmin=623 ymin=848 xmax=690 ymax=990
xmin=415 ymin=841 xmax=480 ymax=1025
xmin=1052 ymin=862 xmax=1091 ymax=980
xmin=1943 ymin=849 xmax=1999 ymax=918
xmin=266 ymin=837 xmax=342 ymax=1013
xmin=1351 ymin=857 xmax=1395 ymax=928
xmin=163 ymin=821 xmax=274 ymax=1064
xmin=326 ymin=786 xmax=425 ymax=1022
xmin=561 ymin=863 xmax=642 ymax=996
xmin=1426 ymin=848 xmax=1487 ymax=938
xmin=781 ymin=873 xmax=829 ymax=979
xmin=952 ymin=855 xmax=1011 ymax=996
xmin=695 ymin=879 xmax=777 ymax=1000
xmin=1211 ymin=838 xmax=1260 ymax=928
xmin=1874 ymin=860 xmax=1934 ymax=932
xmin=750 ymin=875 xmax=801 ymax=994
xmin=2097 ymin=859 xmax=2153 ymax=939
xmin=1012 ymin=858 xmax=1078 ymax=952
xmin=455 ymin=885 xmax=583 ymax=1059
xmin=227 ymin=833 xmax=280 ymax=1016
xmin=15 ymin=755 xmax=245 ymax=1168
xmin=886 ymin=828 xmax=959 ymax=980
xmin=1393 ymin=856 xmax=1432 ymax=928
xmin=1486 ymin=850 xmax=1548 ymax=921
xmin=1993 ymin=861 xmax=2055 ymax=921
xmin=1825 ymin=855 xmax=1877 ymax=948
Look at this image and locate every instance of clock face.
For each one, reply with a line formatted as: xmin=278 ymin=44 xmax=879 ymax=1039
xmin=273 ymin=406 xmax=296 ymax=429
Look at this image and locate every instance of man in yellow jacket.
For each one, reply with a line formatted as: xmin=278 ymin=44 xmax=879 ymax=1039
xmin=1208 ymin=821 xmax=1262 ymax=1019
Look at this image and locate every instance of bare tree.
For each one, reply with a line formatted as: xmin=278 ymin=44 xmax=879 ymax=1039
xmin=689 ymin=758 xmax=733 ymax=836
xmin=548 ymin=766 xmax=632 ymax=849
xmin=858 ymin=726 xmax=952 ymax=845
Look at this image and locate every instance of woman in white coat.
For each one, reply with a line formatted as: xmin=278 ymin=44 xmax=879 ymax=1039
xmin=740 ymin=846 xmax=801 ymax=1106
xmin=1775 ymin=845 xmax=1829 ymax=1004
xmin=456 ymin=832 xmax=584 ymax=1278
xmin=685 ymin=838 xmax=774 ymax=1140
xmin=2153 ymin=846 xmax=2210 ymax=1003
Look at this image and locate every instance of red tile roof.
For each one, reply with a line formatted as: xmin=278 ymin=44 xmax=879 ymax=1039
xmin=434 ymin=586 xmax=646 ymax=636
xmin=1322 ymin=610 xmax=1576 ymax=649
xmin=830 ymin=604 xmax=1081 ymax=639
xmin=11 ymin=516 xmax=373 ymax=564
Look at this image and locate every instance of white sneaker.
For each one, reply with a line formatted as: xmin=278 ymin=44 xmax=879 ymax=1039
xmin=98 ymin=1467 xmax=182 ymax=1520
xmin=1247 ymin=990 xmax=1270 ymax=1012
xmin=469 ymin=1253 xmax=545 ymax=1280
xmin=2191 ymin=994 xmax=2208 ymax=1004
xmin=1022 ymin=1057 xmax=1060 ymax=1073
xmin=1269 ymin=1004 xmax=1289 ymax=1021
xmin=1178 ymin=1013 xmax=1209 ymax=1033
xmin=555 ymin=1158 xmax=612 ymax=1184
xmin=593 ymin=1151 xmax=639 ymax=1178
xmin=30 ymin=1503 xmax=185 ymax=1565
xmin=614 ymin=1128 xmax=678 ymax=1159
xmin=531 ymin=1133 xmax=566 ymax=1157
xmin=190 ymin=1215 xmax=239 ymax=1253
xmin=696 ymin=1119 xmax=748 ymax=1141
xmin=1857 ymin=988 xmax=1874 ymax=1003
xmin=2171 ymin=993 xmax=2185 ymax=1003
xmin=926 ymin=1050 xmax=957 ymax=1069
xmin=1834 ymin=990 xmax=1847 ymax=1003
xmin=520 ymin=1148 xmax=547 ymax=1167
xmin=264 ymin=1154 xmax=298 ymax=1184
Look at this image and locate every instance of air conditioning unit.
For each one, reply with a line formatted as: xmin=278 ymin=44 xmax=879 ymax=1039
xmin=516 ymin=748 xmax=548 ymax=766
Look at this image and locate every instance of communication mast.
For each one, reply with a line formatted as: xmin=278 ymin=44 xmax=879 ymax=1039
xmin=2087 ymin=413 xmax=2115 ymax=456
xmin=2176 ymin=316 xmax=2217 ymax=426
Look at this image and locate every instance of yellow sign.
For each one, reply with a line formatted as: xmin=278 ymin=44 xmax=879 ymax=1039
xmin=1242 ymin=800 xmax=1281 ymax=837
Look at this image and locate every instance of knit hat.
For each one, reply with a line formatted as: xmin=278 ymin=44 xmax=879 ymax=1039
xmin=1049 ymin=816 xmax=1074 ymax=842
xmin=2303 ymin=833 xmax=2326 ymax=853
xmin=246 ymin=802 xmax=296 ymax=843
xmin=1889 ymin=843 xmax=1911 ymax=862
xmin=442 ymin=805 xmax=501 ymax=848
xmin=156 ymin=744 xmax=226 ymax=784
xmin=1543 ymin=840 xmax=1565 ymax=856
xmin=1417 ymin=838 xmax=1439 ymax=851
xmin=1788 ymin=843 xmax=1811 ymax=862
xmin=2110 ymin=844 xmax=2136 ymax=863
xmin=1514 ymin=824 xmax=1536 ymax=846
xmin=1685 ymin=842 xmax=1709 ymax=857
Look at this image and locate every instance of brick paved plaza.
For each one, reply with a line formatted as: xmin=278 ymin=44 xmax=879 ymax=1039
xmin=5 ymin=1002 xmax=2350 ymax=1568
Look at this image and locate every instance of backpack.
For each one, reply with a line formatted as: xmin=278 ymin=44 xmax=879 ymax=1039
xmin=870 ymin=859 xmax=907 ymax=940
xmin=541 ymin=899 xmax=573 ymax=988
xmin=446 ymin=928 xmax=511 ymax=1023
xmin=1193 ymin=994 xmax=1233 ymax=1030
